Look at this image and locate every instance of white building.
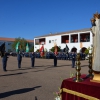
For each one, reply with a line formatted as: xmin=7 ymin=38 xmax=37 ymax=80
xmin=0 ymin=37 xmax=34 ymax=52
xmin=34 ymin=28 xmax=92 ymax=53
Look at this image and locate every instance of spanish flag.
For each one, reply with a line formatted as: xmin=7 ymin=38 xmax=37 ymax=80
xmin=40 ymin=45 xmax=44 ymax=57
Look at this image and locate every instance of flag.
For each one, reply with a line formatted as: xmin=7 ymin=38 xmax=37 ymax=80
xmin=65 ymin=44 xmax=69 ymax=53
xmin=16 ymin=42 xmax=20 ymax=52
xmin=40 ymin=45 xmax=44 ymax=57
xmin=54 ymin=46 xmax=57 ymax=52
xmin=0 ymin=42 xmax=5 ymax=57
xmin=54 ymin=46 xmax=58 ymax=55
xmin=26 ymin=43 xmax=29 ymax=52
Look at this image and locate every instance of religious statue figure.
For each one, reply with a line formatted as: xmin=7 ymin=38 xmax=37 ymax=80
xmin=91 ymin=12 xmax=100 ymax=82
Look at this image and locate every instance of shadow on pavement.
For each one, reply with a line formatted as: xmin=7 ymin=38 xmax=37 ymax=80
xmin=31 ymin=64 xmax=72 ymax=72
xmin=0 ymin=86 xmax=41 ymax=99
xmin=0 ymin=72 xmax=27 ymax=77
xmin=8 ymin=67 xmax=33 ymax=71
xmin=35 ymin=96 xmax=38 ymax=100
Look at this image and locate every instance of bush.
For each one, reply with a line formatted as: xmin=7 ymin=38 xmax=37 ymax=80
xmin=36 ymin=49 xmax=39 ymax=52
xmin=84 ymin=49 xmax=89 ymax=55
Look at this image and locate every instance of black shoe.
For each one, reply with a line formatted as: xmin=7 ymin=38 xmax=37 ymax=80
xmin=18 ymin=67 xmax=21 ymax=69
xmin=4 ymin=70 xmax=7 ymax=71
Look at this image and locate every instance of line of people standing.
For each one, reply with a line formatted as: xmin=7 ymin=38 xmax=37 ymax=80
xmin=17 ymin=51 xmax=36 ymax=69
xmin=1 ymin=51 xmax=35 ymax=72
xmin=1 ymin=51 xmax=76 ymax=72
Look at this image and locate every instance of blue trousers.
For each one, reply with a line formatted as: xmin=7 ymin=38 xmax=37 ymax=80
xmin=54 ymin=56 xmax=57 ymax=66
xmin=2 ymin=61 xmax=7 ymax=71
xmin=72 ymin=59 xmax=75 ymax=68
xmin=18 ymin=60 xmax=21 ymax=68
xmin=31 ymin=59 xmax=35 ymax=67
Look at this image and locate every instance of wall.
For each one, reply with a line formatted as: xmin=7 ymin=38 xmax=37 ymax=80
xmin=34 ymin=30 xmax=93 ymax=52
xmin=0 ymin=41 xmax=14 ymax=52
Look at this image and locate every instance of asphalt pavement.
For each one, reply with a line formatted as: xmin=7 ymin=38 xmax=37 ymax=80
xmin=0 ymin=56 xmax=89 ymax=100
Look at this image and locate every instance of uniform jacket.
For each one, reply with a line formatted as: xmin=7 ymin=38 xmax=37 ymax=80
xmin=2 ymin=53 xmax=8 ymax=62
xmin=72 ymin=53 xmax=76 ymax=60
xmin=30 ymin=53 xmax=35 ymax=60
xmin=17 ymin=53 xmax=22 ymax=60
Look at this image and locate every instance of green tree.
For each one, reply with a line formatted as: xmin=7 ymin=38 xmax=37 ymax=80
xmin=12 ymin=37 xmax=28 ymax=52
xmin=36 ymin=49 xmax=39 ymax=52
xmin=29 ymin=46 xmax=34 ymax=52
xmin=84 ymin=49 xmax=89 ymax=55
xmin=84 ymin=47 xmax=91 ymax=55
xmin=50 ymin=46 xmax=61 ymax=52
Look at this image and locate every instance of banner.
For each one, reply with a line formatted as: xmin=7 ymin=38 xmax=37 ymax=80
xmin=65 ymin=44 xmax=69 ymax=53
xmin=40 ymin=45 xmax=44 ymax=57
xmin=0 ymin=42 xmax=5 ymax=57
xmin=16 ymin=42 xmax=20 ymax=52
xmin=26 ymin=43 xmax=29 ymax=52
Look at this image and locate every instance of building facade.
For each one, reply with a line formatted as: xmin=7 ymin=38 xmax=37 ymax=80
xmin=0 ymin=37 xmax=34 ymax=52
xmin=34 ymin=28 xmax=92 ymax=53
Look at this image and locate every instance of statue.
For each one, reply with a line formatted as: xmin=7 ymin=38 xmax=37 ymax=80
xmin=91 ymin=12 xmax=100 ymax=82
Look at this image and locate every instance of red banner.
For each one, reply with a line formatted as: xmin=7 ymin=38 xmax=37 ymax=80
xmin=39 ymin=45 xmax=44 ymax=57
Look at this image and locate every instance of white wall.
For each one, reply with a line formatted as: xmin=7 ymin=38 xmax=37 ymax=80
xmin=34 ymin=30 xmax=93 ymax=52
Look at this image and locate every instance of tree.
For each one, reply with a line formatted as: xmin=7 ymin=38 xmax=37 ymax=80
xmin=84 ymin=47 xmax=90 ymax=55
xmin=12 ymin=37 xmax=28 ymax=52
xmin=36 ymin=49 xmax=39 ymax=52
xmin=29 ymin=46 xmax=34 ymax=52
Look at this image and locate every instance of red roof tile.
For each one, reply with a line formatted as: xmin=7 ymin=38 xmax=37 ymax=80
xmin=0 ymin=37 xmax=34 ymax=43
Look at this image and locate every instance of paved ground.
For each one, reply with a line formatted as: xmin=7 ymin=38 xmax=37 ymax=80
xmin=0 ymin=56 xmax=89 ymax=100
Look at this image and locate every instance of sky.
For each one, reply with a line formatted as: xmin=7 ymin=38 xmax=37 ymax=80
xmin=0 ymin=0 xmax=100 ymax=40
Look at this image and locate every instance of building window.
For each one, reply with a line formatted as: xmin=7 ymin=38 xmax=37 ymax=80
xmin=71 ymin=37 xmax=74 ymax=43
xmin=80 ymin=33 xmax=90 ymax=42
xmin=35 ymin=39 xmax=39 ymax=45
xmin=49 ymin=40 xmax=51 ymax=43
xmin=86 ymin=36 xmax=90 ymax=42
xmin=52 ymin=40 xmax=54 ymax=43
xmin=8 ymin=43 xmax=11 ymax=45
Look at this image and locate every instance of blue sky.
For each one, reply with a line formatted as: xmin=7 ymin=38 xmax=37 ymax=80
xmin=0 ymin=0 xmax=100 ymax=40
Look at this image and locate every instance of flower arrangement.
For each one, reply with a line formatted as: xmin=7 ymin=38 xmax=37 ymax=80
xmin=53 ymin=73 xmax=75 ymax=100
xmin=53 ymin=88 xmax=61 ymax=100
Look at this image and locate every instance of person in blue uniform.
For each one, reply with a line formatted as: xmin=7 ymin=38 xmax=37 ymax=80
xmin=71 ymin=52 xmax=76 ymax=68
xmin=54 ymin=52 xmax=57 ymax=67
xmin=30 ymin=52 xmax=35 ymax=67
xmin=17 ymin=51 xmax=22 ymax=69
xmin=2 ymin=51 xmax=9 ymax=71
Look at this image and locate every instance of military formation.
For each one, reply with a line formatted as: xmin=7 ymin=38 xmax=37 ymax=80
xmin=0 ymin=42 xmax=78 ymax=72
xmin=0 ymin=51 xmax=36 ymax=72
